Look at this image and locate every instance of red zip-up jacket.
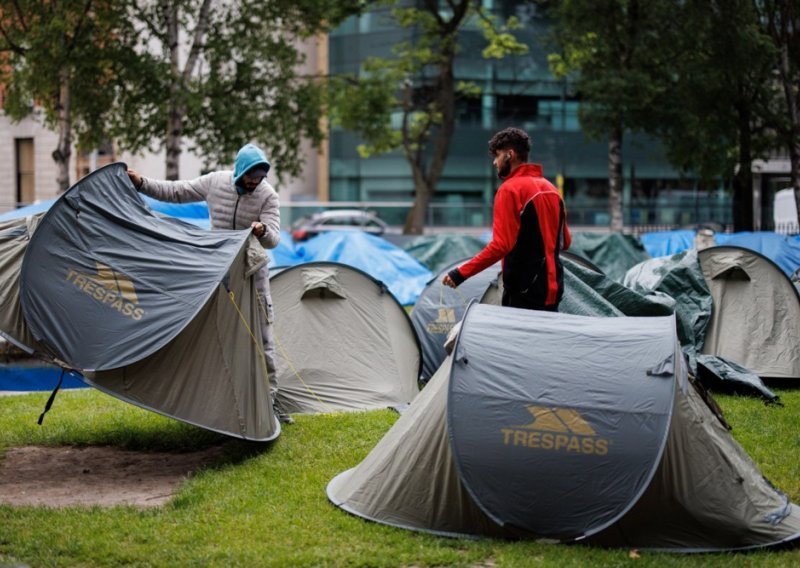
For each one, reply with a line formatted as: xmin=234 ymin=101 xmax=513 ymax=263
xmin=451 ymin=163 xmax=571 ymax=307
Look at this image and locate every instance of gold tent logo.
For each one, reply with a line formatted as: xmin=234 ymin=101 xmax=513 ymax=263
xmin=501 ymin=405 xmax=610 ymax=455
xmin=94 ymin=263 xmax=139 ymax=304
xmin=425 ymin=307 xmax=457 ymax=334
xmin=65 ymin=262 xmax=145 ymax=321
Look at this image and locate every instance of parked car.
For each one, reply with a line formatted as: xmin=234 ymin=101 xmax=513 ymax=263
xmin=290 ymin=209 xmax=392 ymax=241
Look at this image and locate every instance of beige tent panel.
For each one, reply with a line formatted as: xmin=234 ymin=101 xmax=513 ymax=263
xmin=85 ymin=241 xmax=278 ymax=441
xmin=0 ymin=215 xmax=45 ymax=353
xmin=327 ymin=356 xmax=520 ymax=539
xmin=699 ymin=247 xmax=800 ymax=379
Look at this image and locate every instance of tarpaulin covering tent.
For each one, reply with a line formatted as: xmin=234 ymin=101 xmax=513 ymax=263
xmin=327 ymin=305 xmax=800 ymax=551
xmin=0 ymin=195 xmax=211 ymax=229
xmin=623 ymin=248 xmax=783 ymax=399
xmin=17 ymin=163 xmax=279 ymax=441
xmin=640 ymin=229 xmax=697 ymax=258
xmin=698 ymin=246 xmax=800 ymax=380
xmin=402 ymin=233 xmax=488 ymax=273
xmin=269 ymin=262 xmax=420 ymax=414
xmin=568 ymin=232 xmax=650 ymax=281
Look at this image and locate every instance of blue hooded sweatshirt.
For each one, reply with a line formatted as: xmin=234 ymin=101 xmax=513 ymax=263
xmin=233 ymin=144 xmax=271 ymax=192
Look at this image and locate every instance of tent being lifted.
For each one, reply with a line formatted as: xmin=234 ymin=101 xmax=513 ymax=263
xmin=16 ymin=163 xmax=279 ymax=441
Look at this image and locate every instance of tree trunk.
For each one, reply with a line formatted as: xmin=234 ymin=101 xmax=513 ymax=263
xmin=164 ymin=1 xmax=182 ymax=180
xmin=403 ymin=182 xmax=434 ymax=234
xmin=733 ymin=103 xmax=754 ymax=232
xmin=608 ymin=126 xmax=624 ymax=232
xmin=52 ymin=69 xmax=72 ymax=193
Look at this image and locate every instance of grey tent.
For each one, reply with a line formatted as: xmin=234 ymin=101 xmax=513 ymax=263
xmin=269 ymin=262 xmax=420 ymax=413
xmin=328 ymin=304 xmax=800 ymax=550
xmin=699 ymin=246 xmax=800 ymax=380
xmin=411 ymin=260 xmax=501 ymax=380
xmin=18 ymin=163 xmax=278 ymax=441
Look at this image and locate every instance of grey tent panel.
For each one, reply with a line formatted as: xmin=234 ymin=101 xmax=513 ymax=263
xmin=20 ymin=163 xmax=251 ymax=371
xmin=448 ymin=305 xmax=676 ymax=540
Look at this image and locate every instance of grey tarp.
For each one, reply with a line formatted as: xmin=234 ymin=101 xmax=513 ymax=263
xmin=270 ymin=262 xmax=420 ymax=414
xmin=699 ymin=246 xmax=800 ymax=380
xmin=18 ymin=163 xmax=278 ymax=441
xmin=328 ymin=304 xmax=800 ymax=550
xmin=622 ymin=249 xmax=713 ymax=355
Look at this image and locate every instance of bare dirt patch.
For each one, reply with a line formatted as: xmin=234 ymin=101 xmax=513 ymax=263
xmin=0 ymin=445 xmax=226 ymax=508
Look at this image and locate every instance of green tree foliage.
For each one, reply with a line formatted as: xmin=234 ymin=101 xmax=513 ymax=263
xmin=753 ymin=0 xmax=800 ymax=223
xmin=653 ymin=0 xmax=777 ymax=231
xmin=329 ymin=1 xmax=527 ymax=234
xmin=540 ymin=0 xmax=679 ymax=232
xmin=0 ymin=0 xmax=134 ymax=191
xmin=114 ymin=0 xmax=364 ymax=181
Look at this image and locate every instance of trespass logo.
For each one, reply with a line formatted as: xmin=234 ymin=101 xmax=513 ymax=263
xmin=425 ymin=307 xmax=457 ymax=334
xmin=501 ymin=406 xmax=610 ymax=455
xmin=65 ymin=262 xmax=145 ymax=321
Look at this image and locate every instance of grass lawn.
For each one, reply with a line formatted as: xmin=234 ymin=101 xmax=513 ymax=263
xmin=1 ymin=385 xmax=798 ymax=567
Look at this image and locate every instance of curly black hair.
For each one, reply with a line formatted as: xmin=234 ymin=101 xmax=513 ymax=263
xmin=488 ymin=127 xmax=531 ymax=161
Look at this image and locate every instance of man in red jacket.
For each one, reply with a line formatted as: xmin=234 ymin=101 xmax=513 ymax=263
xmin=443 ymin=127 xmax=571 ymax=311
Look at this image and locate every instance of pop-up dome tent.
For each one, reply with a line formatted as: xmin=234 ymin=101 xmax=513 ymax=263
xmin=698 ymin=245 xmax=800 ymax=380
xmin=16 ymin=163 xmax=279 ymax=441
xmin=327 ymin=305 xmax=800 ymax=550
xmin=269 ymin=262 xmax=420 ymax=414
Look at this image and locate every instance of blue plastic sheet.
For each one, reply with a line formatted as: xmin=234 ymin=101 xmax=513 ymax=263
xmin=295 ymin=231 xmax=432 ymax=305
xmin=640 ymin=230 xmax=696 ymax=258
xmin=713 ymin=232 xmax=800 ymax=277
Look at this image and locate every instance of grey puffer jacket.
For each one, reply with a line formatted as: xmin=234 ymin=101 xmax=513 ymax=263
xmin=138 ymin=171 xmax=280 ymax=250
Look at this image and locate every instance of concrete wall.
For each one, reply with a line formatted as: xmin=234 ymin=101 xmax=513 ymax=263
xmin=0 ymin=110 xmax=64 ymax=213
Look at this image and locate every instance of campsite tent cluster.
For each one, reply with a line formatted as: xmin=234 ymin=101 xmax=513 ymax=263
xmin=1 ymin=162 xmax=799 ymax=552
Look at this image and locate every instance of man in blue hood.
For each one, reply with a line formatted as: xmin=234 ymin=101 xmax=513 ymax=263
xmin=128 ymin=143 xmax=292 ymax=423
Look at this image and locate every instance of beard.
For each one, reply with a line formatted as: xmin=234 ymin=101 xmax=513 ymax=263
xmin=497 ymin=160 xmax=512 ymax=179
